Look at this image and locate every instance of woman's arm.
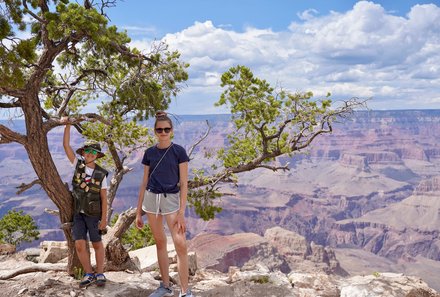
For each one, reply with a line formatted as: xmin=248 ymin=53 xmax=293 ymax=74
xmin=135 ymin=165 xmax=150 ymax=229
xmin=174 ymin=161 xmax=189 ymax=234
xmin=178 ymin=161 xmax=189 ymax=214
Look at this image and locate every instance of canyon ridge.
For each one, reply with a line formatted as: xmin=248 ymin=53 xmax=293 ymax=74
xmin=1 ymin=110 xmax=440 ymax=292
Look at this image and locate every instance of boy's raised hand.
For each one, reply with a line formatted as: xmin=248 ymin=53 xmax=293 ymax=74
xmin=60 ymin=116 xmax=70 ymax=124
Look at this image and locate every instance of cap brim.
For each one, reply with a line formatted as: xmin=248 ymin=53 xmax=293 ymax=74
xmin=76 ymin=148 xmax=105 ymax=159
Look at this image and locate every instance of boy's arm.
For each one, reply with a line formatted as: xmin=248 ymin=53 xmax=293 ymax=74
xmin=62 ymin=117 xmax=75 ymax=163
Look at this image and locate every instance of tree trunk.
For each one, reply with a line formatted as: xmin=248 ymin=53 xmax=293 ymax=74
xmin=102 ymin=208 xmax=138 ymax=271
xmin=21 ymin=92 xmax=81 ymax=275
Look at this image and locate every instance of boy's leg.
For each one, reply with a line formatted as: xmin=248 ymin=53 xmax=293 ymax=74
xmin=87 ymin=216 xmax=106 ymax=287
xmin=72 ymin=214 xmax=94 ymax=274
xmin=75 ymin=238 xmax=96 ymax=288
xmin=146 ymin=213 xmax=171 ymax=287
xmin=165 ymin=212 xmax=189 ymax=294
xmin=75 ymin=239 xmax=94 ymax=274
xmin=91 ymin=241 xmax=105 ymax=274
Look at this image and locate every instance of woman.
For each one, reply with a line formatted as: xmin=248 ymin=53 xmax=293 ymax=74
xmin=136 ymin=111 xmax=193 ymax=297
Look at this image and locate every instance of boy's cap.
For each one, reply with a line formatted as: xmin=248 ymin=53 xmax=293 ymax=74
xmin=76 ymin=141 xmax=105 ymax=158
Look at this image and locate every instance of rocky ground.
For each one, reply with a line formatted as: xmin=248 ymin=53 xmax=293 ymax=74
xmin=1 ymin=227 xmax=440 ymax=297
xmin=1 ymin=252 xmax=439 ymax=297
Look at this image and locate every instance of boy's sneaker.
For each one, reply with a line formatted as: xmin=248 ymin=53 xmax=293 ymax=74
xmin=148 ymin=282 xmax=173 ymax=297
xmin=179 ymin=288 xmax=194 ymax=297
xmin=95 ymin=273 xmax=106 ymax=287
xmin=79 ymin=273 xmax=95 ymax=288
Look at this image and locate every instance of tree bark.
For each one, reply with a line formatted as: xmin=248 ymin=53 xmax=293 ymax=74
xmin=102 ymin=208 xmax=138 ymax=271
xmin=21 ymin=90 xmax=80 ymax=275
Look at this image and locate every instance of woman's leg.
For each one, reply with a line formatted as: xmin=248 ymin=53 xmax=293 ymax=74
xmin=146 ymin=213 xmax=170 ymax=287
xmin=165 ymin=212 xmax=189 ymax=293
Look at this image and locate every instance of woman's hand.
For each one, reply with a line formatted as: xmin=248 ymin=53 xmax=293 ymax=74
xmin=175 ymin=211 xmax=186 ymax=234
xmin=135 ymin=212 xmax=144 ymax=229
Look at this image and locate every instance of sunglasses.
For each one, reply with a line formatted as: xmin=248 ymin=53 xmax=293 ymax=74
xmin=84 ymin=148 xmax=98 ymax=155
xmin=155 ymin=127 xmax=172 ymax=134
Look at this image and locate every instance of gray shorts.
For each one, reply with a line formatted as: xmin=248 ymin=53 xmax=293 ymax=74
xmin=142 ymin=190 xmax=180 ymax=216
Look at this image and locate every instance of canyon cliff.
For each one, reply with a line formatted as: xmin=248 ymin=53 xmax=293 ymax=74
xmin=1 ymin=110 xmax=440 ymax=291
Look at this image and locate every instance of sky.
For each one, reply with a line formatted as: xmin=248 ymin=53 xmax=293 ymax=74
xmin=101 ymin=0 xmax=440 ymax=114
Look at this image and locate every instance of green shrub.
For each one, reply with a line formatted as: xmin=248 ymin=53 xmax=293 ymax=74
xmin=0 ymin=210 xmax=40 ymax=247
xmin=250 ymin=275 xmax=270 ymax=284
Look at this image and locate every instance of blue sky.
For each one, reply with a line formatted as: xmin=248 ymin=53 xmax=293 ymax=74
xmin=108 ymin=1 xmax=439 ymax=33
xmin=8 ymin=0 xmax=440 ymax=116
xmin=110 ymin=0 xmax=439 ymax=115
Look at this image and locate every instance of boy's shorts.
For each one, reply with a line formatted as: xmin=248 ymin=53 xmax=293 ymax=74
xmin=142 ymin=190 xmax=180 ymax=216
xmin=72 ymin=213 xmax=101 ymax=242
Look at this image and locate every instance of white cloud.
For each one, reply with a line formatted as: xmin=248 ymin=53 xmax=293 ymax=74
xmin=128 ymin=1 xmax=440 ymax=114
xmin=121 ymin=25 xmax=158 ymax=37
xmin=297 ymin=9 xmax=319 ymax=21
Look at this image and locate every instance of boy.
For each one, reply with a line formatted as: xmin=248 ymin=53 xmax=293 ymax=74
xmin=62 ymin=117 xmax=108 ymax=288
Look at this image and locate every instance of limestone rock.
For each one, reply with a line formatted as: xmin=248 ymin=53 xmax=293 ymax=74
xmin=264 ymin=227 xmax=346 ymax=275
xmin=39 ymin=241 xmax=68 ymax=263
xmin=189 ymin=232 xmax=289 ymax=273
xmin=339 ymin=273 xmax=439 ymax=297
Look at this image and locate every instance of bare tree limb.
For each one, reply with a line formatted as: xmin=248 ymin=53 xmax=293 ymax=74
xmin=44 ymin=208 xmax=60 ymax=216
xmin=42 ymin=113 xmax=112 ymax=132
xmin=0 ymin=124 xmax=27 ymax=145
xmin=0 ymin=263 xmax=67 ymax=280
xmin=0 ymin=86 xmax=25 ymax=99
xmin=16 ymin=180 xmax=42 ymax=195
xmin=257 ymin=164 xmax=290 ymax=171
xmin=188 ymin=120 xmax=211 ymax=158
xmin=22 ymin=0 xmax=46 ymax=24
xmin=0 ymin=101 xmax=21 ymax=108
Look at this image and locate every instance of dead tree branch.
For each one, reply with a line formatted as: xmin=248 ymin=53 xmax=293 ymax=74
xmin=16 ymin=180 xmax=42 ymax=195
xmin=0 ymin=263 xmax=67 ymax=280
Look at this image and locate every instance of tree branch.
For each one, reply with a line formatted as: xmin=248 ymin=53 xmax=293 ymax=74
xmin=44 ymin=208 xmax=60 ymax=216
xmin=188 ymin=120 xmax=211 ymax=158
xmin=0 ymin=124 xmax=27 ymax=145
xmin=0 ymin=263 xmax=67 ymax=280
xmin=0 ymin=86 xmax=25 ymax=99
xmin=42 ymin=113 xmax=112 ymax=133
xmin=16 ymin=180 xmax=42 ymax=195
xmin=256 ymin=164 xmax=290 ymax=171
xmin=109 ymin=41 xmax=155 ymax=64
xmin=0 ymin=99 xmax=21 ymax=108
xmin=22 ymin=0 xmax=46 ymax=24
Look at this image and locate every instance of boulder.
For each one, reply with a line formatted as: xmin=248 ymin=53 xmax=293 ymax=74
xmin=0 ymin=243 xmax=15 ymax=255
xmin=39 ymin=241 xmax=68 ymax=263
xmin=189 ymin=232 xmax=289 ymax=273
xmin=339 ymin=273 xmax=439 ymax=297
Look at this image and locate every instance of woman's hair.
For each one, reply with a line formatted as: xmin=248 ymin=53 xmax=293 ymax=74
xmin=154 ymin=111 xmax=173 ymax=129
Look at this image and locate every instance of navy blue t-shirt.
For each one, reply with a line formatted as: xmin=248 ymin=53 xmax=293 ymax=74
xmin=142 ymin=143 xmax=189 ymax=194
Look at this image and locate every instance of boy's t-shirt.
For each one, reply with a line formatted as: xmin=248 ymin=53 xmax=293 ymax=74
xmin=142 ymin=143 xmax=189 ymax=194
xmin=71 ymin=159 xmax=108 ymax=189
